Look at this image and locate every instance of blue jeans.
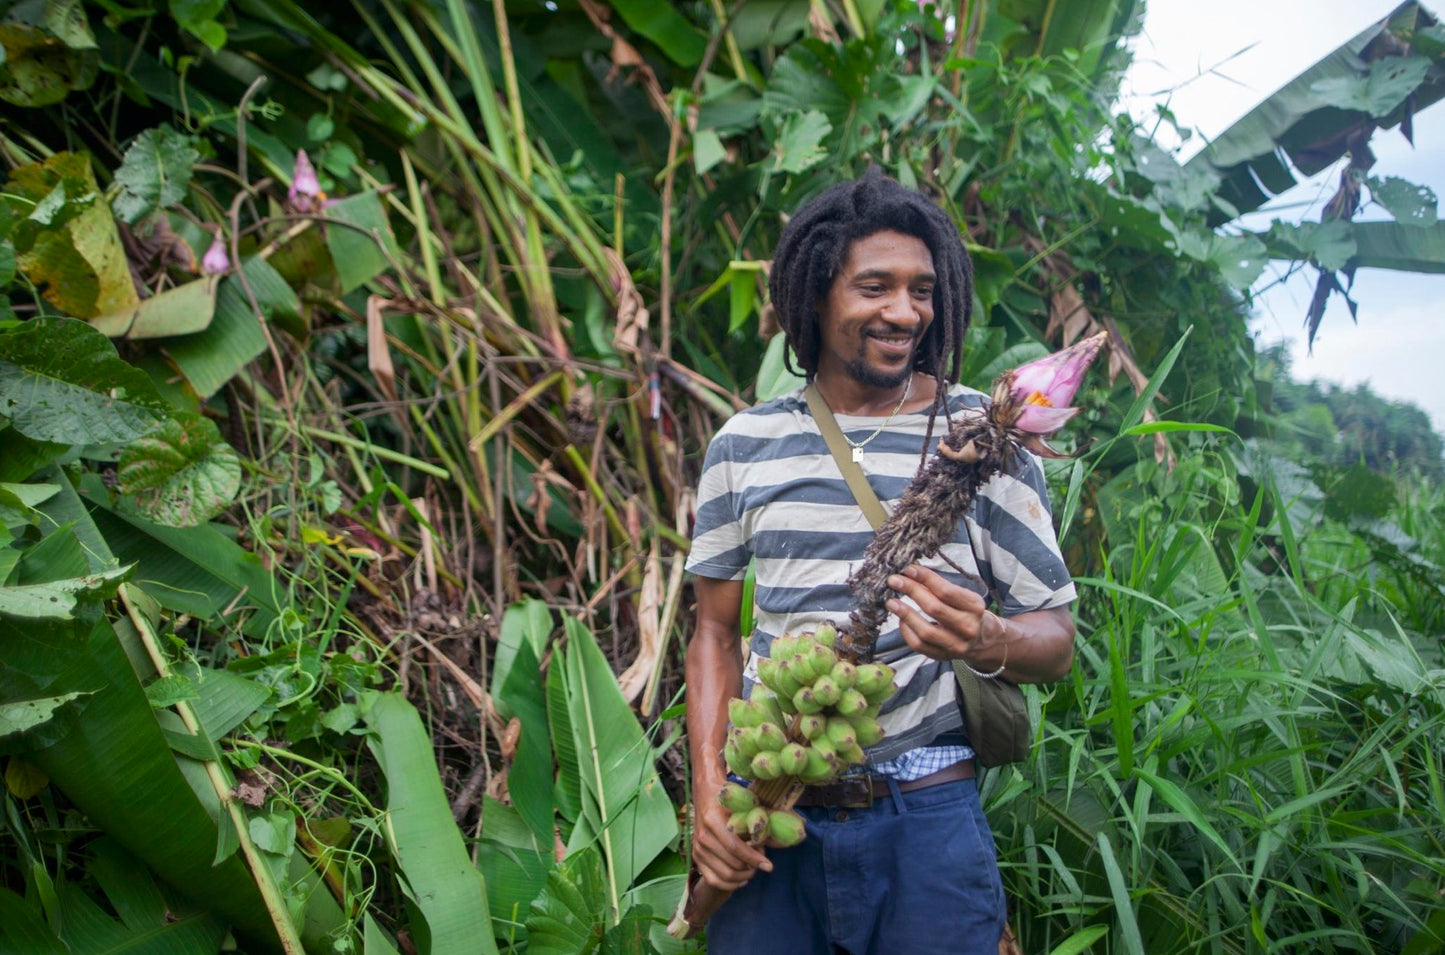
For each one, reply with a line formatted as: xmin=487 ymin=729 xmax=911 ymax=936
xmin=706 ymin=777 xmax=1005 ymax=954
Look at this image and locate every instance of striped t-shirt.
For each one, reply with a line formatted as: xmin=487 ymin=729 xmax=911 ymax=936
xmin=686 ymin=382 xmax=1076 ymax=765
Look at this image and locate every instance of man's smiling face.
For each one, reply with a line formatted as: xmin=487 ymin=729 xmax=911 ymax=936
xmin=817 ymin=230 xmax=936 ymax=392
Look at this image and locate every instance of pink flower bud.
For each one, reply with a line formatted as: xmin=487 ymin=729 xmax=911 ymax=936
xmin=201 ymin=232 xmax=231 ymax=276
xmin=287 ymin=149 xmax=325 ymax=214
xmin=1004 ymin=331 xmax=1107 ymax=434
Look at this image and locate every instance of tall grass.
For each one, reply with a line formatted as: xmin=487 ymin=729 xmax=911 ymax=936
xmin=990 ymin=439 xmax=1445 ymax=954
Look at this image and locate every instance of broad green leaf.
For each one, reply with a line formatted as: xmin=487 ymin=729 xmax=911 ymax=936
xmin=692 ymin=129 xmax=725 ymax=175
xmin=0 ymin=480 xmax=59 ymax=530
xmin=620 ymin=871 xmax=689 ymax=955
xmin=476 ymin=796 xmax=552 ymax=947
xmin=496 ymin=633 xmax=555 ymax=851
xmin=6 ymin=153 xmax=138 ymax=318
xmin=755 ymin=333 xmax=805 ymax=402
xmin=364 ymin=914 xmax=402 ymax=955
xmin=306 ymin=113 xmax=335 ymax=141
xmin=728 ymin=0 xmax=809 ymax=49
xmin=605 ymin=0 xmax=706 ymax=67
xmin=1349 ymin=220 xmax=1445 ymax=273
xmin=364 ymin=692 xmax=497 ymax=955
xmin=1323 ymin=463 xmax=1395 ymax=522
xmin=111 ymin=126 xmax=200 ymax=225
xmin=0 ymin=888 xmax=66 ymax=954
xmin=559 ymin=617 xmax=678 ymax=900
xmin=184 ymin=665 xmax=272 ymax=741
xmin=116 ymin=413 xmax=241 ymax=527
xmin=1368 ymin=175 xmax=1439 ymax=226
xmin=145 ymin=674 xmax=200 ymax=708
xmin=0 ymin=0 xmax=99 ymax=108
xmin=601 ymin=905 xmax=658 ymax=955
xmin=91 ymin=275 xmax=219 ymax=339
xmin=1127 ymin=137 xmax=1219 ymax=210
xmin=493 ymin=600 xmax=557 ymax=849
xmin=1174 ymin=229 xmax=1267 ymax=289
xmin=35 ymin=466 xmax=112 ymax=575
xmin=1267 ymin=219 xmax=1357 ymax=272
xmin=17 ymin=617 xmax=278 ymax=944
xmin=11 ymin=520 xmax=87 ymax=583
xmin=0 ymin=427 xmax=68 ymax=482
xmin=1309 ymin=56 xmax=1432 ymax=117
xmin=0 ymin=239 xmax=15 ymax=285
xmin=492 ymin=598 xmax=554 ymax=701
xmin=773 ymin=110 xmax=832 ymax=174
xmin=524 ymin=847 xmax=608 ymax=955
xmin=729 ymin=267 xmax=757 ymax=333
xmin=87 ymin=839 xmax=167 ymax=932
xmin=547 ymin=657 xmax=584 ymax=827
xmin=170 ymin=0 xmax=228 ymax=49
xmin=248 ymin=812 xmax=295 ymax=855
xmin=56 ymin=878 xmax=227 ymax=955
xmin=0 ymin=565 xmax=131 ymax=619
xmin=165 ymin=255 xmax=299 ymax=398
xmin=0 ymin=547 xmax=18 ymax=585
xmin=324 ymin=191 xmax=400 ymax=294
xmin=0 ymin=691 xmax=88 ymax=739
xmin=0 ymin=316 xmax=167 ymax=445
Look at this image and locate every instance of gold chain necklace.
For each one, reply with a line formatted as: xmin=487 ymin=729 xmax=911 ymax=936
xmin=832 ymin=377 xmax=912 ymax=463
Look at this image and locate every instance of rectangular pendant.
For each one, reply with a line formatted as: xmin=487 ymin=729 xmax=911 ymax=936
xmin=851 ymin=447 xmax=864 ymax=464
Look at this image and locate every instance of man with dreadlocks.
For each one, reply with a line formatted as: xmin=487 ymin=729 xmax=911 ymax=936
xmin=684 ymin=169 xmax=1077 ymax=954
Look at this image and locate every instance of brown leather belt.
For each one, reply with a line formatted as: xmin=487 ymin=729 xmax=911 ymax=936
xmin=793 ymin=760 xmax=976 ymax=808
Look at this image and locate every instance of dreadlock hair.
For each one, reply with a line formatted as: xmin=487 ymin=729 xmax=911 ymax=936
xmin=768 ymin=167 xmax=974 ymax=418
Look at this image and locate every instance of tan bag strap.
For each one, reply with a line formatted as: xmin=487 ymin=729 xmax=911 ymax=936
xmin=804 ymin=383 xmax=889 ymax=530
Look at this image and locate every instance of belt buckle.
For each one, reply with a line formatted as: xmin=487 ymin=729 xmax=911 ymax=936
xmin=837 ymin=776 xmax=874 ymax=809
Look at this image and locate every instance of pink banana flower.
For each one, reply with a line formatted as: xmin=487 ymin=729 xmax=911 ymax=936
xmin=1002 ymin=331 xmax=1108 ymax=434
xmin=201 ymin=231 xmax=231 ymax=276
xmin=286 ymin=149 xmax=326 ymax=214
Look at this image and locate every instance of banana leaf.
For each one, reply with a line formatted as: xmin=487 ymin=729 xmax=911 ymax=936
xmin=15 ymin=615 xmax=279 ymax=948
xmin=556 ymin=617 xmax=678 ymax=910
xmin=363 ymin=692 xmax=497 ymax=955
xmin=1187 ymin=2 xmax=1445 ymax=219
xmin=1350 ymin=219 xmax=1445 ymax=272
xmin=490 ymin=599 xmax=557 ymax=851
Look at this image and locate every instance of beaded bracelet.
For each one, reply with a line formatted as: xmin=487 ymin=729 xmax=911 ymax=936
xmin=960 ymin=640 xmax=1007 ymax=680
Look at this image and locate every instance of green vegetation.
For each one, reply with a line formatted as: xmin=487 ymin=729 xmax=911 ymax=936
xmin=1 ymin=1 xmax=1441 ymax=952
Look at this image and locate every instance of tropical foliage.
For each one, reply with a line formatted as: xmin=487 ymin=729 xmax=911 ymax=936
xmin=1 ymin=0 xmax=1442 ymax=953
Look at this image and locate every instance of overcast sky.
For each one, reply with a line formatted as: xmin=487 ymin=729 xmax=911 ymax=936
xmin=1119 ymin=0 xmax=1445 ymax=434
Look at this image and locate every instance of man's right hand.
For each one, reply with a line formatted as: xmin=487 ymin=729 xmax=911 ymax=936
xmin=692 ymin=780 xmax=773 ymax=891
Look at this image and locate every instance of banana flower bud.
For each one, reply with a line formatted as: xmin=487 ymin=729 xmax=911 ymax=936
xmin=201 ymin=231 xmax=231 ymax=276
xmin=1000 ymin=331 xmax=1107 ymax=434
xmin=286 ymin=149 xmax=325 ymax=214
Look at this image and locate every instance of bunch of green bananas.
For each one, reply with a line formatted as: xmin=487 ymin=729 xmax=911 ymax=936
xmin=717 ymin=624 xmax=896 ymax=846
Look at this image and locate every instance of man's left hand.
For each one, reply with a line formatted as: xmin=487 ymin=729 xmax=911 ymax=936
xmin=884 ymin=564 xmax=1076 ymax=683
xmin=884 ymin=564 xmax=999 ymax=663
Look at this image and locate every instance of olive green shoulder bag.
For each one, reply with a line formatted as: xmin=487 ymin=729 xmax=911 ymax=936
xmin=804 ymin=384 xmax=1031 ymax=768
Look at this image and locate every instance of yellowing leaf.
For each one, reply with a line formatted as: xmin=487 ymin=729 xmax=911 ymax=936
xmin=91 ymin=274 xmax=219 ymax=339
xmin=300 ymin=526 xmax=342 ymax=546
xmin=5 ymin=153 xmax=138 ymax=319
xmin=4 ymin=756 xmax=49 ymax=799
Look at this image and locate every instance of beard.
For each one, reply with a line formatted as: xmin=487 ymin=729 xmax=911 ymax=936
xmin=845 ymin=345 xmax=916 ymax=390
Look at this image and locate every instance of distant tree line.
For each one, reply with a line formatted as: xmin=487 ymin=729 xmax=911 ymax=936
xmin=1258 ymin=344 xmax=1444 ymax=482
